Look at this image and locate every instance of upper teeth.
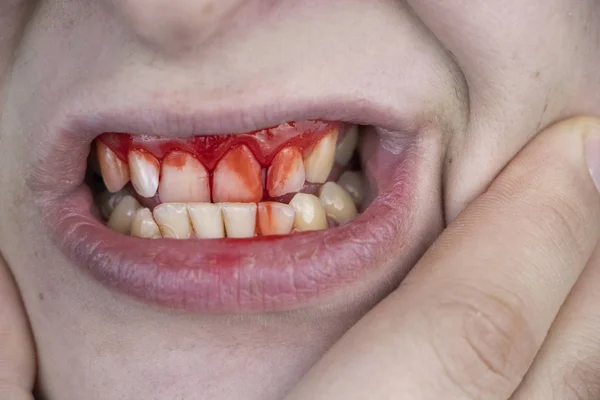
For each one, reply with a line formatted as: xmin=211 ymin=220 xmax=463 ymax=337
xmin=266 ymin=146 xmax=306 ymax=197
xmin=96 ymin=140 xmax=130 ymax=193
xmin=212 ymin=145 xmax=263 ymax=203
xmin=97 ymin=125 xmax=363 ymax=238
xmin=303 ymin=129 xmax=338 ymax=184
xmin=159 ymin=150 xmax=211 ymax=203
xmin=128 ymin=149 xmax=160 ymax=198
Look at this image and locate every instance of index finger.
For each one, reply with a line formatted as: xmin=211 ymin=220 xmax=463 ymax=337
xmin=285 ymin=117 xmax=600 ymax=400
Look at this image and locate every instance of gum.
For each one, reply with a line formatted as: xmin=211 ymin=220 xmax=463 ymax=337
xmin=98 ymin=121 xmax=347 ymax=170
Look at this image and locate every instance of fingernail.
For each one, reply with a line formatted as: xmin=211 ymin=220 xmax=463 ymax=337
xmin=585 ymin=126 xmax=600 ymax=192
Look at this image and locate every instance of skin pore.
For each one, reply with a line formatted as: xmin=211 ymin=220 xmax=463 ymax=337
xmin=1 ymin=1 xmax=600 ymax=399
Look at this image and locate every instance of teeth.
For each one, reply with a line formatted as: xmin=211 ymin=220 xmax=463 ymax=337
xmin=257 ymin=202 xmax=295 ymax=236
xmin=107 ymin=195 xmax=141 ymax=235
xmin=303 ymin=129 xmax=338 ymax=183
xmin=289 ymin=193 xmax=328 ymax=231
xmin=188 ymin=203 xmax=225 ymax=239
xmin=212 ymin=146 xmax=263 ymax=203
xmin=98 ymin=190 xmax=127 ymax=220
xmin=335 ymin=126 xmax=359 ymax=166
xmin=318 ymin=182 xmax=358 ymax=224
xmin=221 ymin=203 xmax=257 ymax=238
xmin=337 ymin=171 xmax=366 ymax=205
xmin=128 ymin=149 xmax=160 ymax=198
xmin=158 ymin=151 xmax=211 ymax=203
xmin=153 ymin=203 xmax=193 ymax=239
xmin=130 ymin=208 xmax=162 ymax=239
xmin=96 ymin=140 xmax=130 ymax=192
xmin=266 ymin=147 xmax=306 ymax=197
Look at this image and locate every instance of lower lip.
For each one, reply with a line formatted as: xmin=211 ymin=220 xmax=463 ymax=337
xmin=40 ymin=128 xmax=417 ymax=313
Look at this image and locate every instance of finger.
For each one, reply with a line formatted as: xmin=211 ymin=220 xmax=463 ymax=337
xmin=0 ymin=253 xmax=35 ymax=400
xmin=511 ymin=243 xmax=600 ymax=400
xmin=285 ymin=117 xmax=600 ymax=400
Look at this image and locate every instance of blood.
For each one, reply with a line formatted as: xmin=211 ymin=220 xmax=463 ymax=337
xmin=98 ymin=121 xmax=346 ymax=171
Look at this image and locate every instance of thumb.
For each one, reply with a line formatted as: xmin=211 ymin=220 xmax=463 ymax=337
xmin=0 ymin=253 xmax=35 ymax=399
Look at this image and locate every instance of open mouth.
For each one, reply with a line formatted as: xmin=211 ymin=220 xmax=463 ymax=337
xmin=35 ymin=111 xmax=418 ymax=313
xmin=92 ymin=121 xmax=365 ymax=239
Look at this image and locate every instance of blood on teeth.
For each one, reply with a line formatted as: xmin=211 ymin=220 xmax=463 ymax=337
xmin=266 ymin=147 xmax=306 ymax=197
xmin=212 ymin=145 xmax=263 ymax=203
xmin=159 ymin=150 xmax=211 ymax=203
xmin=95 ymin=123 xmax=364 ymax=238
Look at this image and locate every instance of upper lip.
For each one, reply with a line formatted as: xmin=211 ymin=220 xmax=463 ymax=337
xmin=30 ymin=96 xmax=422 ymax=313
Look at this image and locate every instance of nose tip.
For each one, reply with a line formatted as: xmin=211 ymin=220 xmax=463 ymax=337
xmin=112 ymin=0 xmax=246 ymax=54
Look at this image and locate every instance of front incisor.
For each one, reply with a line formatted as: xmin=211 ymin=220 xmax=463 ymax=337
xmin=159 ymin=151 xmax=211 ymax=203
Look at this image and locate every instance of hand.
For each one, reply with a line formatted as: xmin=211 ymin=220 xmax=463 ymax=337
xmin=286 ymin=117 xmax=600 ymax=399
xmin=0 ymin=253 xmax=35 ymax=399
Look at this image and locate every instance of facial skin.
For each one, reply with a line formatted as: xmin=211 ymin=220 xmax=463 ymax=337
xmin=1 ymin=1 xmax=599 ymax=399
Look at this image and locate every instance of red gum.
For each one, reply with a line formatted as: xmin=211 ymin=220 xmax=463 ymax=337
xmin=98 ymin=121 xmax=345 ymax=171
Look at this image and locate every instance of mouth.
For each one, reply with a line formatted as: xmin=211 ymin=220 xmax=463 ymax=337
xmin=32 ymin=109 xmax=419 ymax=313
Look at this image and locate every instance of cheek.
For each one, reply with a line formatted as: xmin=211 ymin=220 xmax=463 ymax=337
xmin=407 ymin=0 xmax=600 ymax=221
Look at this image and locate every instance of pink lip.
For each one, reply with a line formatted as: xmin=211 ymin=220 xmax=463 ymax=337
xmin=32 ymin=107 xmax=418 ymax=312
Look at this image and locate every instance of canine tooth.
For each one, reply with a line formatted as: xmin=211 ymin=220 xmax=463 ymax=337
xmin=257 ymin=202 xmax=295 ymax=236
xmin=221 ymin=203 xmax=257 ymax=238
xmin=212 ymin=146 xmax=263 ymax=203
xmin=318 ymin=182 xmax=358 ymax=224
xmin=98 ymin=190 xmax=127 ymax=220
xmin=289 ymin=193 xmax=327 ymax=231
xmin=304 ymin=129 xmax=338 ymax=183
xmin=337 ymin=171 xmax=366 ymax=205
xmin=128 ymin=149 xmax=160 ymax=198
xmin=130 ymin=208 xmax=161 ymax=239
xmin=266 ymin=147 xmax=306 ymax=197
xmin=335 ymin=126 xmax=359 ymax=166
xmin=159 ymin=151 xmax=210 ymax=203
xmin=153 ymin=203 xmax=193 ymax=239
xmin=188 ymin=203 xmax=225 ymax=239
xmin=96 ymin=140 xmax=130 ymax=192
xmin=107 ymin=195 xmax=141 ymax=235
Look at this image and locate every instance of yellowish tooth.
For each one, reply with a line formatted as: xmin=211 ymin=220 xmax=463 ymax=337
xmin=96 ymin=140 xmax=130 ymax=192
xmin=335 ymin=125 xmax=359 ymax=166
xmin=221 ymin=203 xmax=257 ymax=238
xmin=98 ymin=190 xmax=127 ymax=220
xmin=267 ymin=147 xmax=306 ymax=197
xmin=153 ymin=203 xmax=193 ymax=239
xmin=107 ymin=195 xmax=141 ymax=235
xmin=130 ymin=208 xmax=161 ymax=239
xmin=337 ymin=171 xmax=366 ymax=205
xmin=303 ymin=129 xmax=338 ymax=183
xmin=128 ymin=149 xmax=160 ymax=198
xmin=289 ymin=193 xmax=328 ymax=231
xmin=158 ymin=151 xmax=211 ymax=203
xmin=187 ymin=203 xmax=225 ymax=239
xmin=318 ymin=182 xmax=358 ymax=224
xmin=257 ymin=202 xmax=295 ymax=236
